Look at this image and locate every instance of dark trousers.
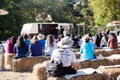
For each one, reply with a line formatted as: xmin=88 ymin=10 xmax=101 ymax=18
xmin=63 ymin=66 xmax=76 ymax=75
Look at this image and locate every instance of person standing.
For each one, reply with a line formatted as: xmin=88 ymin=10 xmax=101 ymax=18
xmin=0 ymin=41 xmax=5 ymax=71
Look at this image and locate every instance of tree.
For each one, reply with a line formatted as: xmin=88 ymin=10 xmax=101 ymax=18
xmin=88 ymin=0 xmax=120 ymax=26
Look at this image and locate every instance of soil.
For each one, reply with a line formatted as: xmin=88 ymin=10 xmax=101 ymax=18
xmin=0 ymin=70 xmax=35 ymax=80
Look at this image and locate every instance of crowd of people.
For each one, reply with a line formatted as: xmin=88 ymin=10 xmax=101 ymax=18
xmin=0 ymin=29 xmax=119 ymax=76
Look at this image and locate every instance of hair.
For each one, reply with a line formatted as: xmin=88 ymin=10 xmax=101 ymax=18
xmin=46 ymin=34 xmax=54 ymax=47
xmin=30 ymin=35 xmax=38 ymax=44
xmin=16 ymin=36 xmax=26 ymax=49
xmin=23 ymin=34 xmax=28 ymax=39
xmin=57 ymin=34 xmax=63 ymax=41
xmin=110 ymin=33 xmax=117 ymax=38
xmin=11 ymin=36 xmax=17 ymax=46
xmin=0 ymin=41 xmax=1 ymax=44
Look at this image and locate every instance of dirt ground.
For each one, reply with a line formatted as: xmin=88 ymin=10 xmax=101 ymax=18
xmin=0 ymin=70 xmax=35 ymax=80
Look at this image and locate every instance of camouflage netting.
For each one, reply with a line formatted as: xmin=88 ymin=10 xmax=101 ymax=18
xmin=11 ymin=56 xmax=50 ymax=72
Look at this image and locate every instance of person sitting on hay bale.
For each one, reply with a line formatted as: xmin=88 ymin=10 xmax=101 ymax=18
xmin=80 ymin=34 xmax=95 ymax=61
xmin=50 ymin=36 xmax=77 ymax=77
xmin=29 ymin=35 xmax=43 ymax=57
xmin=14 ymin=36 xmax=28 ymax=59
xmin=45 ymin=34 xmax=57 ymax=57
xmin=107 ymin=33 xmax=118 ymax=49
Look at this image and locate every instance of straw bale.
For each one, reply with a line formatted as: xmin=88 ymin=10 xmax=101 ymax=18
xmin=33 ymin=63 xmax=47 ymax=80
xmin=11 ymin=56 xmax=50 ymax=72
xmin=4 ymin=53 xmax=15 ymax=70
xmin=98 ymin=67 xmax=120 ymax=80
xmin=95 ymin=48 xmax=120 ymax=57
xmin=78 ymin=58 xmax=120 ymax=69
xmin=47 ymin=73 xmax=105 ymax=80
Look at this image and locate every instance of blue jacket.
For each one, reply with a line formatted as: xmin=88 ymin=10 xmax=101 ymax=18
xmin=80 ymin=41 xmax=95 ymax=61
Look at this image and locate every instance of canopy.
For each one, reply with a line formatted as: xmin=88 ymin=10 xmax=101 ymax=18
xmin=0 ymin=9 xmax=9 ymax=15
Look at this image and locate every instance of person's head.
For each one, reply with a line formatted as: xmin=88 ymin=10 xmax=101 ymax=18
xmin=58 ymin=36 xmax=74 ymax=49
xmin=83 ymin=34 xmax=91 ymax=43
xmin=46 ymin=34 xmax=54 ymax=47
xmin=23 ymin=34 xmax=28 ymax=39
xmin=57 ymin=34 xmax=63 ymax=41
xmin=16 ymin=36 xmax=26 ymax=49
xmin=11 ymin=36 xmax=17 ymax=46
xmin=63 ymin=30 xmax=70 ymax=37
xmin=37 ymin=33 xmax=45 ymax=40
xmin=109 ymin=33 xmax=116 ymax=38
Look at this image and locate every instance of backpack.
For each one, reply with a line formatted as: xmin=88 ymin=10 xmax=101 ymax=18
xmin=46 ymin=61 xmax=64 ymax=77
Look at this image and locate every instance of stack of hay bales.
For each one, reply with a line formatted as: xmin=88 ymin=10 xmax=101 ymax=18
xmin=4 ymin=53 xmax=15 ymax=70
xmin=11 ymin=56 xmax=50 ymax=72
xmin=95 ymin=48 xmax=120 ymax=57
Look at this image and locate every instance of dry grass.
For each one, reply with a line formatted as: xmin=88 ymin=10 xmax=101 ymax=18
xmin=0 ymin=70 xmax=35 ymax=80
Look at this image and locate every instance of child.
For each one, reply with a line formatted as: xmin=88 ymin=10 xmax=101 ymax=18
xmin=0 ymin=41 xmax=5 ymax=71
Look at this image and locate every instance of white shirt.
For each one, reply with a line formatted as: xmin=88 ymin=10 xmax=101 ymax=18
xmin=117 ymin=35 xmax=120 ymax=43
xmin=45 ymin=41 xmax=57 ymax=56
xmin=51 ymin=49 xmax=76 ymax=67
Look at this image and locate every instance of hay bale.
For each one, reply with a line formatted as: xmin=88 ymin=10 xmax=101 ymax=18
xmin=78 ymin=57 xmax=120 ymax=69
xmin=47 ymin=73 xmax=105 ymax=80
xmin=95 ymin=48 xmax=120 ymax=57
xmin=11 ymin=56 xmax=50 ymax=72
xmin=98 ymin=67 xmax=120 ymax=80
xmin=33 ymin=63 xmax=47 ymax=80
xmin=4 ymin=53 xmax=15 ymax=70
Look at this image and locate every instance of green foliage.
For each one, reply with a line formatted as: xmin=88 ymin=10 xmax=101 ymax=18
xmin=88 ymin=0 xmax=120 ymax=26
xmin=0 ymin=0 xmax=94 ymax=40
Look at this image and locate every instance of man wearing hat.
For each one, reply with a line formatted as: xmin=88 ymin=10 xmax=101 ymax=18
xmin=51 ymin=36 xmax=77 ymax=76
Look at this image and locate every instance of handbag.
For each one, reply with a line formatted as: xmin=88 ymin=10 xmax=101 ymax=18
xmin=46 ymin=53 xmax=64 ymax=77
